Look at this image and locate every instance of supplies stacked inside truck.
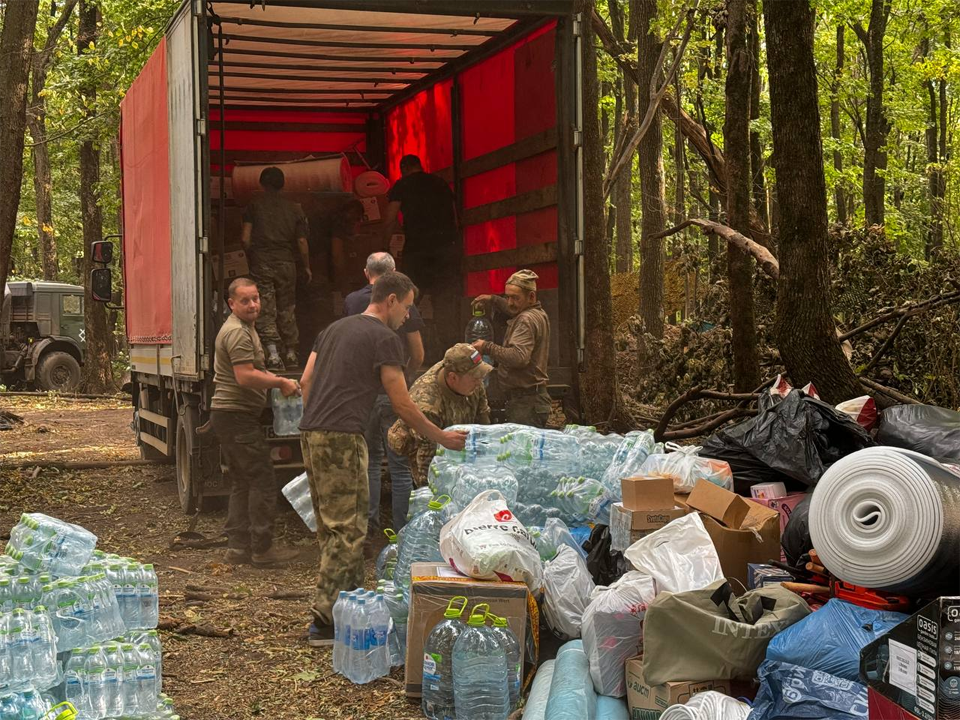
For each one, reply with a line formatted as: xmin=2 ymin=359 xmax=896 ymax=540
xmin=1 ymin=513 xmax=175 ymax=720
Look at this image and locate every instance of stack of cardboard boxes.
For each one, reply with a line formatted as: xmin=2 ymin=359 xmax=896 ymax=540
xmin=609 ymin=477 xmax=687 ymax=552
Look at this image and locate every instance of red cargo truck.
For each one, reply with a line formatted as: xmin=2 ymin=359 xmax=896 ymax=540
xmin=108 ymin=0 xmax=586 ymax=513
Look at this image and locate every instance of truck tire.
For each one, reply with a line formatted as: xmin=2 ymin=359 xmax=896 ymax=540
xmin=175 ymin=409 xmax=200 ymax=515
xmin=36 ymin=351 xmax=82 ymax=392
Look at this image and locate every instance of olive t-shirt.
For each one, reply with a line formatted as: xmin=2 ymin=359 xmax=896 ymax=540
xmin=211 ymin=313 xmax=268 ymax=413
xmin=243 ymin=192 xmax=308 ymax=266
xmin=300 ymin=314 xmax=406 ymax=434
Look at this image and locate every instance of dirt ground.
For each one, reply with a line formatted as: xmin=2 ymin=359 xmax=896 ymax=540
xmin=0 ymin=395 xmax=421 ymax=720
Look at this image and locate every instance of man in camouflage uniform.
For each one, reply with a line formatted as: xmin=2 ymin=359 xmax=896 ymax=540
xmin=298 ymin=272 xmax=466 ymax=646
xmin=241 ymin=166 xmax=311 ymax=369
xmin=472 ymin=269 xmax=552 ymax=427
xmin=388 ymin=343 xmax=492 ymax=487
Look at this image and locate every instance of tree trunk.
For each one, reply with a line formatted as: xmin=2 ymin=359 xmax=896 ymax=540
xmin=923 ymin=34 xmax=943 ymax=258
xmin=0 ymin=0 xmax=40 ymax=300
xmin=855 ymin=0 xmax=891 ymax=228
xmin=763 ymin=0 xmax=862 ymax=405
xmin=724 ymin=0 xmax=761 ymax=392
xmin=579 ymin=0 xmax=615 ymax=423
xmin=673 ymin=72 xmax=685 ymax=227
xmin=831 ymin=26 xmax=847 ymax=226
xmin=78 ymin=0 xmax=116 ymax=393
xmin=636 ymin=0 xmax=666 ymax=339
xmin=748 ymin=11 xmax=768 ymax=230
xmin=613 ymin=0 xmax=637 ymax=274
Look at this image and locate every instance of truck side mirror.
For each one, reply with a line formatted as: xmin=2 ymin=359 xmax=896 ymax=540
xmin=92 ymin=240 xmax=114 ymax=264
xmin=91 ymin=268 xmax=112 ymax=303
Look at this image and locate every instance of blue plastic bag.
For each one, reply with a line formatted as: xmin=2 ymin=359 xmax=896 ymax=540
xmin=765 ymin=599 xmax=907 ymax=681
xmin=747 ymin=660 xmax=868 ymax=720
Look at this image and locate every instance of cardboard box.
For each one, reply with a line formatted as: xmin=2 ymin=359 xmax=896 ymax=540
xmin=625 ymin=656 xmax=745 ymax=719
xmin=861 ymin=597 xmax=960 ymax=720
xmin=753 ymin=493 xmax=808 ymax=562
xmin=621 ymin=476 xmax=675 ymax=512
xmin=687 ymin=480 xmax=750 ymax=529
xmin=700 ymin=501 xmax=781 ymax=589
xmin=405 ymin=562 xmax=535 ymax=699
xmin=211 ymin=249 xmax=249 ymax=281
xmin=610 ymin=502 xmax=687 ymax=552
xmin=359 ymin=194 xmax=388 ymax=223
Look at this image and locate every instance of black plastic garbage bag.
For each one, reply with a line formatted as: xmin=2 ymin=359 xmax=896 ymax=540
xmin=748 ymin=660 xmax=868 ymax=720
xmin=582 ymin=525 xmax=630 ymax=587
xmin=701 ymin=391 xmax=875 ymax=494
xmin=876 ymin=403 xmax=960 ymax=462
xmin=781 ymin=496 xmax=812 ymax=568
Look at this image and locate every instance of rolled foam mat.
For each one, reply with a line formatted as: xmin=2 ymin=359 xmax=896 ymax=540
xmin=809 ymin=447 xmax=960 ymax=594
xmin=521 ymin=660 xmax=555 ymax=720
xmin=544 ymin=640 xmax=598 ymax=720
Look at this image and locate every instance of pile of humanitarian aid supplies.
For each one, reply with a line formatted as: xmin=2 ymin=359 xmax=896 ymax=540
xmin=0 ymin=512 xmax=178 ymax=720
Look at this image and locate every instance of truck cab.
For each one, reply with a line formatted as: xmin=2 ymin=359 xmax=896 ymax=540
xmin=1 ymin=281 xmax=86 ymax=392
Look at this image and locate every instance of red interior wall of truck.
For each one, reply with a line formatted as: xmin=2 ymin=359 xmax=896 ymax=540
xmin=120 ymin=38 xmax=173 ymax=344
xmin=384 ymin=79 xmax=454 ymax=181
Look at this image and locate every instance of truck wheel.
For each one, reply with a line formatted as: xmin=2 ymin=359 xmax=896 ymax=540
xmin=36 ymin=351 xmax=82 ymax=392
xmin=175 ymin=409 xmax=199 ymax=515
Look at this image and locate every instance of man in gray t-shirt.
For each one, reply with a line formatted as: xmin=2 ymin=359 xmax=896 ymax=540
xmin=298 ymin=271 xmax=466 ymax=646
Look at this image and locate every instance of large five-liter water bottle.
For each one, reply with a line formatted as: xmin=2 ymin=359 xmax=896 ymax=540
xmin=422 ymin=596 xmax=467 ymax=720
xmin=464 ymin=308 xmax=494 ymax=382
xmin=270 ymin=387 xmax=303 ymax=437
xmin=394 ymin=497 xmax=450 ymax=592
xmin=384 ymin=590 xmax=408 ymax=668
xmin=374 ymin=530 xmax=399 ymax=581
xmin=452 ymin=604 xmax=509 ymax=720
xmin=405 ymin=487 xmax=435 ymax=522
xmin=281 ymin=473 xmax=317 ymax=532
xmin=488 ymin=614 xmax=522 ymax=710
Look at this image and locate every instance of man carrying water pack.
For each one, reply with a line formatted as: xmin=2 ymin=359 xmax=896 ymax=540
xmin=387 ymin=343 xmax=492 ymax=487
xmin=298 ymin=271 xmax=466 ymax=646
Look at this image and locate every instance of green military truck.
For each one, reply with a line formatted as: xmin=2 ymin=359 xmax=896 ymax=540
xmin=1 ymin=281 xmax=86 ymax=393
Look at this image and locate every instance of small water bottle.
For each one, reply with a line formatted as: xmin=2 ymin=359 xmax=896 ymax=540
xmin=101 ymin=643 xmax=124 ymax=718
xmin=123 ymin=565 xmax=142 ymax=630
xmin=84 ymin=646 xmax=107 ymax=719
xmin=63 ymin=649 xmax=86 ymax=710
xmin=332 ymin=591 xmax=348 ymax=675
xmin=136 ymin=642 xmax=158 ymax=713
xmin=138 ymin=565 xmax=159 ymax=629
xmin=8 ymin=610 xmax=33 ymax=683
xmin=119 ymin=643 xmax=139 ymax=716
xmin=143 ymin=629 xmax=163 ymax=695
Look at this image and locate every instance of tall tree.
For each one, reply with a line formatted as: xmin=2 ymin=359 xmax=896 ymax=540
xmin=853 ymin=0 xmax=892 ymax=227
xmin=748 ymin=12 xmax=768 ymax=230
xmin=764 ymin=0 xmax=862 ymax=404
xmin=724 ymin=0 xmax=761 ymax=391
xmin=922 ymin=21 xmax=947 ymax=258
xmin=0 ymin=0 xmax=41 ymax=299
xmin=78 ymin=0 xmax=116 ymax=392
xmin=29 ymin=0 xmax=80 ymax=281
xmin=636 ymin=0 xmax=666 ymax=338
xmin=580 ymin=0 xmax=615 ymax=422
xmin=610 ymin=0 xmax=636 ymax=273
xmin=831 ymin=25 xmax=848 ymax=225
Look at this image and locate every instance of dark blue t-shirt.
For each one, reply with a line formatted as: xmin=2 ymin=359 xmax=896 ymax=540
xmin=343 ymin=283 xmax=425 ymax=368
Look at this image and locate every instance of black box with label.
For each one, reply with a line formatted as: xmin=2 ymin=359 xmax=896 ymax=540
xmin=860 ymin=597 xmax=960 ymax=720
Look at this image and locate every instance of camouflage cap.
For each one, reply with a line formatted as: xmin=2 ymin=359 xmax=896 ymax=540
xmin=443 ymin=343 xmax=493 ymax=378
xmin=506 ymin=268 xmax=539 ymax=292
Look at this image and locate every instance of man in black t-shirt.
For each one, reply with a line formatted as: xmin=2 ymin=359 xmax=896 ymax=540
xmin=384 ymin=154 xmax=460 ymax=359
xmin=298 ymin=271 xmax=466 ymax=647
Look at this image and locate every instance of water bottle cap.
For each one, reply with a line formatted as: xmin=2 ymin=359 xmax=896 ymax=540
xmin=357 ymin=598 xmax=366 ymax=605
xmin=427 ymin=495 xmax=451 ymax=511
xmin=466 ymin=603 xmax=490 ymax=627
xmin=105 ymin=643 xmax=119 ymax=650
xmin=144 ymin=564 xmax=154 ymax=570
xmin=87 ymin=647 xmax=99 ymax=654
xmin=148 ymin=630 xmax=159 ymax=637
xmin=443 ymin=596 xmax=468 ymax=619
xmin=338 ymin=590 xmax=348 ymax=599
xmin=489 ymin=613 xmax=508 ymax=628
xmin=472 ymin=306 xmax=485 ymax=317
xmin=121 ymin=643 xmax=134 ymax=650
xmin=35 ymin=605 xmax=46 ymax=612
xmin=71 ymin=649 xmax=84 ymax=655
xmin=383 ymin=528 xmax=398 ymax=544
xmin=45 ymin=702 xmax=79 ymax=720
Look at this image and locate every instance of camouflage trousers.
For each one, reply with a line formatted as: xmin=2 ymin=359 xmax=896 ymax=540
xmin=301 ymin=429 xmax=369 ymax=625
xmin=503 ymin=385 xmax=551 ymax=428
xmin=251 ymin=260 xmax=298 ymax=351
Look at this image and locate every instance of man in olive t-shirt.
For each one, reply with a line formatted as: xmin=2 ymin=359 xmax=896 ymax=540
xmin=298 ymin=271 xmax=467 ymax=646
xmin=210 ymin=278 xmax=301 ymax=567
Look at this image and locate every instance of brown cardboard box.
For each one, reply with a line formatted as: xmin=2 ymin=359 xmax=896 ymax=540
xmin=700 ymin=501 xmax=781 ymax=588
xmin=359 ymin=194 xmax=388 ymax=224
xmin=405 ymin=562 xmax=534 ymax=699
xmin=625 ymin=656 xmax=743 ymax=719
xmin=211 ymin=249 xmax=249 ymax=281
xmin=621 ymin=476 xmax=675 ymax=511
xmin=610 ymin=502 xmax=687 ymax=552
xmin=686 ymin=480 xmax=750 ymax=529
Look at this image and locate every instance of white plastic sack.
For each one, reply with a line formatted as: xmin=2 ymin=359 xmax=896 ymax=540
xmin=439 ymin=489 xmax=543 ymax=592
xmin=624 ymin=513 xmax=723 ymax=595
xmin=638 ymin=448 xmax=734 ymax=493
xmin=581 ymin=571 xmax=657 ymax=697
xmin=543 ymin=545 xmax=596 ymax=640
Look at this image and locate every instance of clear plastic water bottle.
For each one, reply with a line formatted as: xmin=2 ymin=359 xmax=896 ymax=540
xmin=30 ymin=607 xmax=58 ymax=689
xmin=138 ymin=565 xmax=159 ymax=629
xmin=394 ymin=497 xmax=450 ymax=592
xmin=135 ymin=642 xmax=158 ymax=713
xmin=122 ymin=565 xmax=142 ymax=630
xmin=488 ymin=614 xmax=522 ymax=710
xmin=100 ymin=642 xmax=123 ymax=718
xmin=85 ymin=646 xmax=107 ymax=719
xmin=0 ymin=694 xmax=18 ymax=720
xmin=453 ymin=604 xmax=509 ymax=720
xmin=422 ymin=597 xmax=468 ymax=720
xmin=19 ymin=689 xmax=47 ymax=720
xmin=271 ymin=388 xmax=303 ymax=437
xmin=346 ymin=597 xmax=368 ymax=684
xmin=143 ymin=630 xmax=163 ymax=695
xmin=452 ymin=467 xmax=518 ymax=511
xmin=375 ymin=530 xmax=399 ymax=581
xmin=0 ymin=579 xmax=12 ymax=613
xmin=8 ymin=610 xmax=32 ymax=683
xmin=281 ymin=473 xmax=317 ymax=532
xmin=384 ymin=591 xmax=408 ymax=668
xmin=63 ymin=649 xmax=86 ymax=711
xmin=405 ymin=487 xmax=435 ymax=522
xmin=465 ymin=307 xmax=494 ymax=347
xmin=119 ymin=643 xmax=140 ymax=716
xmin=332 ymin=591 xmax=349 ymax=675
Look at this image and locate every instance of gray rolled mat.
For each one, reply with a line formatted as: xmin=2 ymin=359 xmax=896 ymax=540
xmin=809 ymin=447 xmax=960 ymax=595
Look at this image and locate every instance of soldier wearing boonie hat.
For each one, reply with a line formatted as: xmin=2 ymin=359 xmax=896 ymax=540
xmin=470 ymin=269 xmax=552 ymax=427
xmin=388 ymin=343 xmax=492 ymax=486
